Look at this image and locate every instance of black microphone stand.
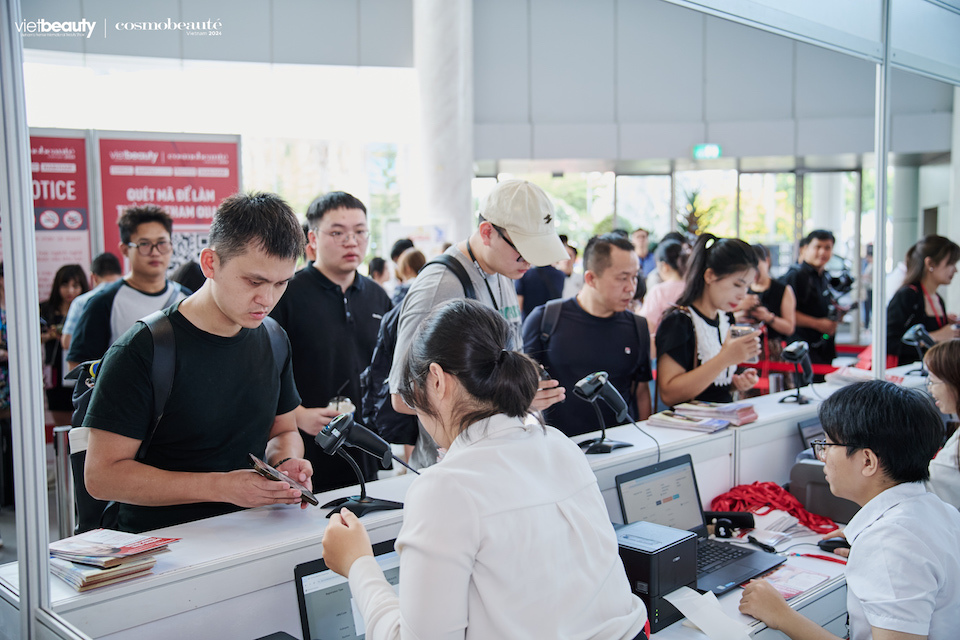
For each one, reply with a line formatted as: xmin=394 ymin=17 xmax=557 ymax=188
xmin=321 ymin=449 xmax=404 ymax=518
xmin=778 ymin=362 xmax=811 ymax=405
xmin=905 ymin=344 xmax=929 ymax=377
xmin=579 ymin=402 xmax=632 ymax=454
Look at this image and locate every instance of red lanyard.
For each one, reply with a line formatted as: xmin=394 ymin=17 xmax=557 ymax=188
xmin=920 ymin=286 xmax=947 ymax=328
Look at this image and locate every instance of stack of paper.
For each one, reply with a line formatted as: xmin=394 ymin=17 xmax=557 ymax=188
xmin=672 ymin=400 xmax=758 ymax=426
xmin=825 ymin=366 xmax=904 ymax=386
xmin=647 ymin=410 xmax=730 ymax=433
xmin=49 ymin=528 xmax=179 ymax=591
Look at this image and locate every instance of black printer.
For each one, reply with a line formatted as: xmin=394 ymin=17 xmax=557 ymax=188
xmin=616 ymin=520 xmax=697 ymax=633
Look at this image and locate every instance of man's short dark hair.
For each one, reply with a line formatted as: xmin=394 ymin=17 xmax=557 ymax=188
xmin=819 ymin=380 xmax=943 ymax=483
xmin=90 ymin=252 xmax=122 ymax=277
xmin=118 ymin=205 xmax=173 ymax=244
xmin=805 ymin=229 xmax=835 ymax=245
xmin=306 ymin=192 xmax=367 ymax=228
xmin=208 ymin=192 xmax=305 ymax=264
xmin=583 ymin=233 xmax=636 ymax=276
xmin=390 ymin=238 xmax=415 ymax=263
xmin=368 ymin=257 xmax=386 ymax=278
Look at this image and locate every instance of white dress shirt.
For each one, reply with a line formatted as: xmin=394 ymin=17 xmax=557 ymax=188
xmin=348 ymin=413 xmax=647 ymax=640
xmin=844 ymin=482 xmax=960 ymax=640
xmin=927 ymin=428 xmax=960 ymax=510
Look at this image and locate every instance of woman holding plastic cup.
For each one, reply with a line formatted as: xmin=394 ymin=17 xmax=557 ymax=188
xmin=656 ymin=234 xmax=761 ymax=406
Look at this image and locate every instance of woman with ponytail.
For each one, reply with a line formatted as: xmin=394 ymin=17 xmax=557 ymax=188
xmin=886 ymin=234 xmax=960 ymax=365
xmin=321 ymin=299 xmax=648 ymax=640
xmin=656 ymin=234 xmax=761 ymax=406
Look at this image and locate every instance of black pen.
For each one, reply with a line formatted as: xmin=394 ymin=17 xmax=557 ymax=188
xmin=747 ymin=535 xmax=777 ymax=553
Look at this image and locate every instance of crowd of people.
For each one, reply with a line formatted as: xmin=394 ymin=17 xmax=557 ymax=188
xmin=5 ymin=180 xmax=959 ymax=639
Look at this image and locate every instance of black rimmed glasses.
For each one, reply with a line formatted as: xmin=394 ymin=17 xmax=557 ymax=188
xmin=810 ymin=440 xmax=855 ymax=461
xmin=127 ymin=239 xmax=172 ymax=256
xmin=491 ymin=225 xmax=524 ymax=263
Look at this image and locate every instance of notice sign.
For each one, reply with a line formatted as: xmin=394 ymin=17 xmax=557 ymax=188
xmin=31 ymin=135 xmax=91 ymax=299
xmin=98 ymin=137 xmax=240 ymax=271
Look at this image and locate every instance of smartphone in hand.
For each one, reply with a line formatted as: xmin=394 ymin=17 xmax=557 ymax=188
xmin=248 ymin=453 xmax=319 ymax=506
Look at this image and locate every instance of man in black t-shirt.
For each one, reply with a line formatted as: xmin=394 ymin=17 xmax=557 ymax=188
xmin=271 ymin=192 xmax=392 ymax=493
xmin=781 ymin=229 xmax=837 ymax=366
xmin=84 ymin=193 xmax=311 ymax=533
xmin=523 ymin=234 xmax=652 ymax=438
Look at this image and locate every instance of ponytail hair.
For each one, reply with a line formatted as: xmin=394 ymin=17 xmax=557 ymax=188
xmin=677 ymin=234 xmax=758 ymax=308
xmin=397 ymin=299 xmax=541 ymax=436
xmin=654 ymin=239 xmax=689 ymax=277
xmin=901 ymin=235 xmax=960 ymax=289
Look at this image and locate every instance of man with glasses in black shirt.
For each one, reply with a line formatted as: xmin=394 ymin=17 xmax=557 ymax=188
xmin=67 ymin=205 xmax=189 ymax=368
xmin=271 ymin=192 xmax=392 ymax=492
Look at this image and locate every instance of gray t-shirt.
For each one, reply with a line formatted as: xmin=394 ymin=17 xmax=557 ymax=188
xmin=388 ymin=244 xmax=521 ymax=468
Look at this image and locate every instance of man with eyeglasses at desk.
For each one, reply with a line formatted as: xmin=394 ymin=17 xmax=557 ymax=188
xmin=387 ymin=179 xmax=569 ymax=469
xmin=67 ymin=205 xmax=189 ymax=369
xmin=270 ymin=192 xmax=392 ymax=492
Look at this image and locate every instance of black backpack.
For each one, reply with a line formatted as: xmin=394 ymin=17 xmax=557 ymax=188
xmin=360 ymin=255 xmax=476 ymax=445
xmin=69 ymin=308 xmax=287 ymax=532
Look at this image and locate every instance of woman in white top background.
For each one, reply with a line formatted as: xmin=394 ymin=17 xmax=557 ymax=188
xmin=321 ymin=298 xmax=648 ymax=640
xmin=925 ymin=339 xmax=960 ymax=510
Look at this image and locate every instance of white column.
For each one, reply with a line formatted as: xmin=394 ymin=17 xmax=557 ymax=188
xmin=890 ymin=166 xmax=919 ymax=267
xmin=945 ymin=86 xmax=960 ymax=310
xmin=411 ymin=0 xmax=475 ymax=243
xmin=809 ymin=173 xmax=843 ymax=232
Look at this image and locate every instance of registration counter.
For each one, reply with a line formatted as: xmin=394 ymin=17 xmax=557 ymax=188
xmin=2 ymin=377 xmax=887 ymax=639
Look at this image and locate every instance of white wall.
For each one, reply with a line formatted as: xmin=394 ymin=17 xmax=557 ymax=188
xmin=473 ymin=0 xmax=955 ymax=161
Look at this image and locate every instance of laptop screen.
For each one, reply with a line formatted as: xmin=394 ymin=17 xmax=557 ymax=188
xmin=616 ymin=455 xmax=705 ymax=534
xmin=295 ymin=540 xmax=399 ymax=640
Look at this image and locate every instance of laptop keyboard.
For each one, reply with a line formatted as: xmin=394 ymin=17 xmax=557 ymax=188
xmin=697 ymin=539 xmax=751 ymax=574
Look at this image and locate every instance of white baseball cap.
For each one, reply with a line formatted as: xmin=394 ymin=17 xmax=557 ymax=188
xmin=480 ymin=180 xmax=568 ymax=267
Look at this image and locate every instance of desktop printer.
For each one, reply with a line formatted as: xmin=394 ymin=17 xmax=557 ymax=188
xmin=616 ymin=520 xmax=697 ymax=633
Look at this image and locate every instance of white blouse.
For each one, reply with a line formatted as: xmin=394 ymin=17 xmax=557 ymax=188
xmin=927 ymin=427 xmax=960 ymax=510
xmin=347 ymin=413 xmax=647 ymax=640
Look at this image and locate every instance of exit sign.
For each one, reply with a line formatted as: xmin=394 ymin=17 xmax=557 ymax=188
xmin=693 ymin=144 xmax=722 ymax=160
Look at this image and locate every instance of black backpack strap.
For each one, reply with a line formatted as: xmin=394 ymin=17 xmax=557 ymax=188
xmin=539 ymin=299 xmax=564 ymax=345
xmin=261 ymin=316 xmax=288 ymax=379
xmin=427 ymin=254 xmax=477 ymax=300
xmin=135 ymin=310 xmax=176 ymax=460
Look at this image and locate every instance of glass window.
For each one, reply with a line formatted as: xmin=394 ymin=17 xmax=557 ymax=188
xmin=674 ymin=170 xmax=738 ymax=238
xmin=615 ymin=175 xmax=672 ymax=242
xmin=738 ymin=172 xmax=796 ymax=275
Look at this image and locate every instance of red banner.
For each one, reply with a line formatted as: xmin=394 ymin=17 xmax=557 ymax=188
xmin=98 ymin=137 xmax=240 ymax=272
xmin=31 ymin=135 xmax=91 ymax=299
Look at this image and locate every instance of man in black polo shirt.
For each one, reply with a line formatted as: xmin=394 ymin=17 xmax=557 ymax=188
xmin=781 ymin=229 xmax=837 ymax=368
xmin=523 ymin=234 xmax=652 ymax=438
xmin=271 ymin=192 xmax=392 ymax=493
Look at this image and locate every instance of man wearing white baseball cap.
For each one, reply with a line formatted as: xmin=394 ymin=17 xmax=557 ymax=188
xmin=387 ymin=179 xmax=568 ymax=469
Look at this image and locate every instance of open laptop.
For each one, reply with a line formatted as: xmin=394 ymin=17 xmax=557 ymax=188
xmin=294 ymin=539 xmax=399 ymax=640
xmin=616 ymin=454 xmax=784 ymax=595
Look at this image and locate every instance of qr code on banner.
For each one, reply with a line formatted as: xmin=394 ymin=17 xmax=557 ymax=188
xmin=167 ymin=232 xmax=209 ymax=274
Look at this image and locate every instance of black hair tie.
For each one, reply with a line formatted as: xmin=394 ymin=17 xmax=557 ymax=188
xmin=497 ymin=349 xmax=508 ymax=365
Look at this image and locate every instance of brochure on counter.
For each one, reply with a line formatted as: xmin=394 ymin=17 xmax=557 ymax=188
xmin=49 ymin=528 xmax=179 ymax=568
xmin=647 ymin=410 xmax=730 ymax=433
xmin=672 ymin=400 xmax=758 ymax=425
